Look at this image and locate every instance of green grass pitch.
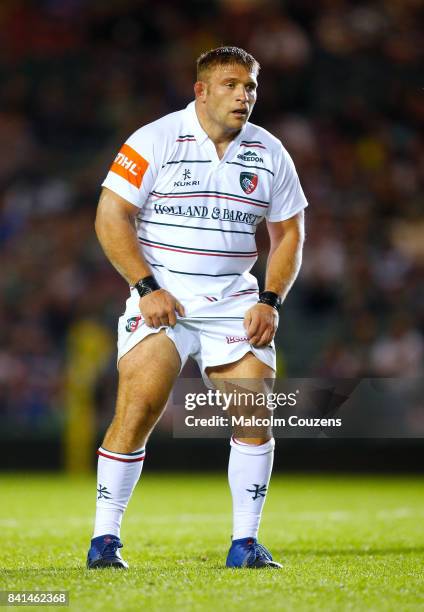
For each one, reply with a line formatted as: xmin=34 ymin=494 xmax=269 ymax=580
xmin=1 ymin=473 xmax=423 ymax=611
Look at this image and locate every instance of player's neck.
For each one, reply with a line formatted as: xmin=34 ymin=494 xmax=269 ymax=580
xmin=195 ymin=103 xmax=240 ymax=159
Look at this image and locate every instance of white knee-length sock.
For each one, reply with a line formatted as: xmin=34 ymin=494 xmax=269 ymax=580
xmin=228 ymin=436 xmax=274 ymax=540
xmin=92 ymin=446 xmax=145 ymax=538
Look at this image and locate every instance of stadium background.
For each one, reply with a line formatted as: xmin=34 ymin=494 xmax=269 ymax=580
xmin=0 ymin=0 xmax=423 ymax=472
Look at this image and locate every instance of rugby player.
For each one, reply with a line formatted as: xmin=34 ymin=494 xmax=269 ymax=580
xmin=87 ymin=46 xmax=307 ymax=569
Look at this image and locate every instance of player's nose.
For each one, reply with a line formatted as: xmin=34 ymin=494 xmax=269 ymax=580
xmin=235 ymin=86 xmax=249 ymax=103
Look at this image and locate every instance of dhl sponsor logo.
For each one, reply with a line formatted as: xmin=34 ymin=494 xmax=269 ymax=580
xmin=110 ymin=143 xmax=149 ymax=188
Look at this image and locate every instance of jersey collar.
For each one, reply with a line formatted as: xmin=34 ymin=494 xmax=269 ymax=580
xmin=185 ymin=100 xmax=248 ymax=148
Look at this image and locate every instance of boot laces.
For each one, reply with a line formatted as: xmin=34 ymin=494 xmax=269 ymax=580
xmin=102 ymin=539 xmax=122 ymax=557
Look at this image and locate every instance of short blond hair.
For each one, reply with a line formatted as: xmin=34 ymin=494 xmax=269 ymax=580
xmin=196 ymin=46 xmax=260 ymax=80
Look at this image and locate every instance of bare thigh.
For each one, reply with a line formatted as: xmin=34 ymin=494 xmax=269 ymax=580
xmin=103 ymin=330 xmax=181 ymax=452
xmin=206 ymin=351 xmax=275 ymax=444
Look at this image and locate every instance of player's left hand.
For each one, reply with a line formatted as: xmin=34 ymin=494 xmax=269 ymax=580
xmin=243 ymin=303 xmax=278 ymax=347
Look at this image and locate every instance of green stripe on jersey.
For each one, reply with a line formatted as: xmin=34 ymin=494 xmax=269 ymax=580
xmin=139 ymin=236 xmax=256 ymax=255
xmin=162 ymin=160 xmax=212 ymax=167
xmin=150 ymin=189 xmax=269 ymax=205
xmin=149 ymin=263 xmax=241 ymax=277
xmin=140 ymin=219 xmax=255 ymax=235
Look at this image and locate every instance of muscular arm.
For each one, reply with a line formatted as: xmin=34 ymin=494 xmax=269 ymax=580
xmin=244 ymin=210 xmax=305 ymax=347
xmin=265 ymin=209 xmax=305 ymax=298
xmin=95 ymin=187 xmax=151 ymax=285
xmin=95 ymin=187 xmax=184 ymax=327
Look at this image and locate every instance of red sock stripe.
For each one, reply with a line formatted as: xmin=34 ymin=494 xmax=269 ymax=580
xmin=97 ymin=449 xmax=145 ymax=463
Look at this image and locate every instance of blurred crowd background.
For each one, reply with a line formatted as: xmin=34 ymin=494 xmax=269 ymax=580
xmin=0 ymin=0 xmax=422 ymax=443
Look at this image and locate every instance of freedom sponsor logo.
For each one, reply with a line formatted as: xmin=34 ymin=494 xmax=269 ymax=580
xmin=237 ymin=150 xmax=264 ymax=163
xmin=240 ymin=172 xmax=258 ymax=195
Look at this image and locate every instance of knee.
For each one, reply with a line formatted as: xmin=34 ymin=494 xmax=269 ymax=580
xmin=120 ymin=398 xmax=162 ymax=428
xmin=118 ymin=372 xmax=163 ymax=425
xmin=108 ymin=400 xmax=160 ymax=450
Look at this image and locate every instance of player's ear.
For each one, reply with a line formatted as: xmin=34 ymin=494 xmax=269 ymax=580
xmin=194 ymin=80 xmax=207 ymax=100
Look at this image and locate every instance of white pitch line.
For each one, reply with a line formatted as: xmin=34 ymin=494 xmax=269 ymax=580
xmin=1 ymin=508 xmax=422 ymax=531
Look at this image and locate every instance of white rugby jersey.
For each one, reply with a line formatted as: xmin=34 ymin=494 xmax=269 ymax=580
xmin=102 ymin=101 xmax=308 ymax=315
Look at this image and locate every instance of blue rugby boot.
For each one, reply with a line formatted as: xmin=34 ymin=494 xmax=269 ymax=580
xmin=87 ymin=534 xmax=128 ymax=569
xmin=226 ymin=537 xmax=282 ymax=568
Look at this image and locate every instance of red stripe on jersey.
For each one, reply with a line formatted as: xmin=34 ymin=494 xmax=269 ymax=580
xmin=229 ymin=290 xmax=258 ymax=297
xmin=139 ymin=240 xmax=257 ymax=258
xmin=239 ymin=143 xmax=266 ymax=149
xmin=97 ymin=450 xmax=145 ymax=463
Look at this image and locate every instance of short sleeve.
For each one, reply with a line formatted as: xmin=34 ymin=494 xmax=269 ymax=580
xmin=101 ymin=128 xmax=157 ymax=208
xmin=266 ymin=146 xmax=308 ymax=222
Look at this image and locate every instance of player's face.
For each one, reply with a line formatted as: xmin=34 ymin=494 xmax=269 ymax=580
xmin=200 ymin=64 xmax=258 ymax=133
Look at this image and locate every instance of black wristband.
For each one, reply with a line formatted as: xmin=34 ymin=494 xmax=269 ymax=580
xmin=134 ymin=275 xmax=161 ymax=298
xmin=258 ymin=291 xmax=282 ymax=311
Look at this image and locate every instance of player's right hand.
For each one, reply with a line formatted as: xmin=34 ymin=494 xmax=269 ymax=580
xmin=139 ymin=289 xmax=185 ymax=328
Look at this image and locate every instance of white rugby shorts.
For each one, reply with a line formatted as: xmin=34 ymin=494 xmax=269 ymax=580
xmin=117 ymin=289 xmax=276 ymax=387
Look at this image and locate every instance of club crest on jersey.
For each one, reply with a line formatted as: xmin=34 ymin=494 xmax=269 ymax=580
xmin=240 ymin=172 xmax=258 ymax=194
xmin=126 ymin=315 xmax=143 ymax=332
